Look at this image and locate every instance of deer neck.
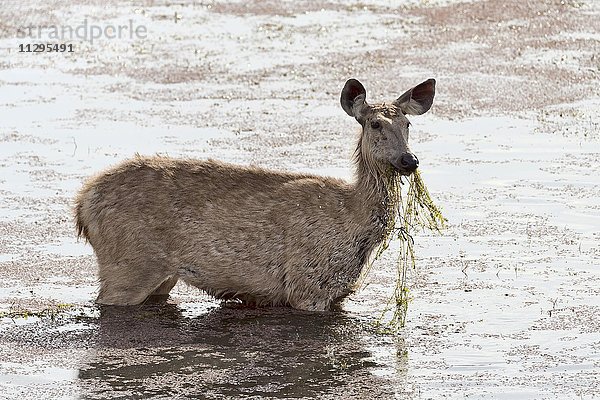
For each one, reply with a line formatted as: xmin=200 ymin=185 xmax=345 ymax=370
xmin=351 ymin=146 xmax=396 ymax=233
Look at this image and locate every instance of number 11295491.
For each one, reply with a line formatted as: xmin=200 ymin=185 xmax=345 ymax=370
xmin=19 ymin=43 xmax=74 ymax=53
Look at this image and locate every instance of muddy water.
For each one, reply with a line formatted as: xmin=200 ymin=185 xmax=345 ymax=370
xmin=1 ymin=0 xmax=599 ymax=399
xmin=1 ymin=305 xmax=402 ymax=399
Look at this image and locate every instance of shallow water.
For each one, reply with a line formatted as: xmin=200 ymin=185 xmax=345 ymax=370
xmin=1 ymin=0 xmax=599 ymax=399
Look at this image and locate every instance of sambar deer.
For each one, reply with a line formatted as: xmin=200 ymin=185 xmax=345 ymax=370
xmin=75 ymin=78 xmax=435 ymax=311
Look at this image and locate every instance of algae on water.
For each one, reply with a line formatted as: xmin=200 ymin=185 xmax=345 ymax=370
xmin=362 ymin=169 xmax=446 ymax=329
xmin=0 ymin=303 xmax=74 ymax=321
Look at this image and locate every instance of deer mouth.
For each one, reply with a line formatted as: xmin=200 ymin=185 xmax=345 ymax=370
xmin=393 ymin=166 xmax=417 ymax=176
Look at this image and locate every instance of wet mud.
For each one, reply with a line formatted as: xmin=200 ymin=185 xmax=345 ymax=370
xmin=0 ymin=0 xmax=599 ymax=399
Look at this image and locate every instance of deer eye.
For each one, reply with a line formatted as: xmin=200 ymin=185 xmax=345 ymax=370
xmin=406 ymin=121 xmax=411 ymax=129
xmin=370 ymin=120 xmax=381 ymax=130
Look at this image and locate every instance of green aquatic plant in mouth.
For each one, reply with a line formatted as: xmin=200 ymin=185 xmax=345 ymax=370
xmin=362 ymin=169 xmax=446 ymax=330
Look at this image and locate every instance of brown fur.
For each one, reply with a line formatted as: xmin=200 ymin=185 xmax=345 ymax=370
xmin=75 ymin=78 xmax=435 ymax=310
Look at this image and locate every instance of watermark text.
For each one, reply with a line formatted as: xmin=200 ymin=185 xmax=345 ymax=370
xmin=17 ymin=19 xmax=147 ymax=44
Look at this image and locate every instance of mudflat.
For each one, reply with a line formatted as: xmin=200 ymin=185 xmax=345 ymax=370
xmin=0 ymin=1 xmax=598 ymax=398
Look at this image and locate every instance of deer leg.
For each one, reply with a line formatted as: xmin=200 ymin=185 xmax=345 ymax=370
xmin=145 ymin=276 xmax=179 ymax=303
xmin=289 ymin=296 xmax=331 ymax=312
xmin=150 ymin=275 xmax=179 ymax=296
xmin=96 ymin=259 xmax=175 ymax=306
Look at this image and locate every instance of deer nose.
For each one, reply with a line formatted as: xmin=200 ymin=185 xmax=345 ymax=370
xmin=400 ymin=153 xmax=419 ymax=171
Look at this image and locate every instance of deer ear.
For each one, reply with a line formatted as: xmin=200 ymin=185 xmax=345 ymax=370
xmin=341 ymin=79 xmax=368 ymax=119
xmin=394 ymin=79 xmax=436 ymax=115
